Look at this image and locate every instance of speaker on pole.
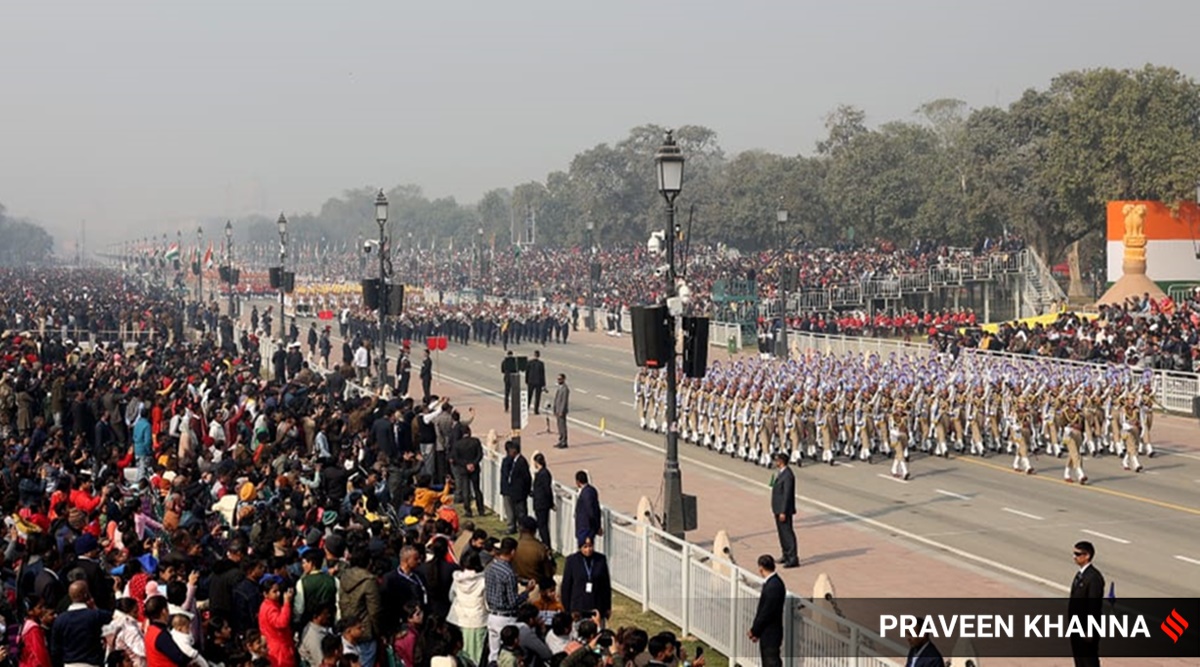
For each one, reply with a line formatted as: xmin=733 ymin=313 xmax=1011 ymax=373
xmin=283 ymin=271 xmax=295 ymax=293
xmin=388 ymin=283 xmax=405 ymax=315
xmin=269 ymin=267 xmax=282 ymax=289
xmin=682 ymin=316 xmax=709 ymax=378
xmin=230 ymin=268 xmax=240 ymax=285
xmin=631 ymin=305 xmax=670 ymax=368
xmin=362 ymin=278 xmax=381 ymax=310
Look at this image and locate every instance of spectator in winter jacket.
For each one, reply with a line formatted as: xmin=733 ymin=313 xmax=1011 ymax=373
xmin=257 ymin=576 xmax=296 ymax=667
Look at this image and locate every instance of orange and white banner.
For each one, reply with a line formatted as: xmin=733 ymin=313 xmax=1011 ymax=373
xmin=1106 ymin=200 xmax=1200 ymax=283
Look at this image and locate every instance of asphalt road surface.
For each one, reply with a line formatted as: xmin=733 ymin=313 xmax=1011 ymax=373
xmin=281 ymin=308 xmax=1200 ymax=599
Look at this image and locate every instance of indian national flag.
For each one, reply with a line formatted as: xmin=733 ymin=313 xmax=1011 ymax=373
xmin=164 ymin=243 xmax=180 ymax=262
xmin=203 ymin=242 xmax=214 ymax=269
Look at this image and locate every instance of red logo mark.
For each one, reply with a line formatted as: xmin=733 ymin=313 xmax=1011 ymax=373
xmin=1161 ymin=609 xmax=1189 ymax=643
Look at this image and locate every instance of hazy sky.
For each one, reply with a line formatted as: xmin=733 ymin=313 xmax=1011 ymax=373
xmin=3 ymin=0 xmax=1199 ymax=245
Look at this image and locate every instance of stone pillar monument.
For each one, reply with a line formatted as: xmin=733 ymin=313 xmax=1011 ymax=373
xmin=1096 ymin=203 xmax=1166 ymax=306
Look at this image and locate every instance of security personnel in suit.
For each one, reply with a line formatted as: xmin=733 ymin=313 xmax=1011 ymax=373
xmin=748 ymin=554 xmax=786 ymax=667
xmin=526 ymin=349 xmax=547 ymax=414
xmin=770 ymin=452 xmax=799 ymax=568
xmin=1069 ymin=540 xmax=1105 ymax=667
xmin=904 ymin=628 xmax=946 ymax=667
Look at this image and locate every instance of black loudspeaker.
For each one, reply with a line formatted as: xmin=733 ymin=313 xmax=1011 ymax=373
xmin=631 ymin=305 xmax=670 ymax=368
xmin=590 ymin=263 xmax=602 ymax=282
xmin=781 ymin=267 xmax=799 ymax=292
xmin=681 ymin=494 xmax=698 ymax=532
xmin=230 ymin=268 xmax=240 ymax=285
xmin=362 ymin=279 xmax=381 ymax=310
xmin=1192 ymin=395 xmax=1200 ymax=419
xmin=219 ymin=266 xmax=230 ymax=282
xmin=682 ymin=316 xmax=709 ymax=378
xmin=269 ymin=267 xmax=282 ymax=289
xmin=388 ymin=283 xmax=405 ymax=315
xmin=283 ymin=271 xmax=295 ymax=293
xmin=191 ymin=261 xmax=200 ymax=276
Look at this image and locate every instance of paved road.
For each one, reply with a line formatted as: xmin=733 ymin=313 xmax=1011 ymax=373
xmin=277 ymin=307 xmax=1200 ymax=598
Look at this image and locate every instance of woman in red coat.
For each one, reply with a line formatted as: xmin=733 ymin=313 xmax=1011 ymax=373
xmin=257 ymin=577 xmax=297 ymax=667
xmin=19 ymin=595 xmax=55 ymax=667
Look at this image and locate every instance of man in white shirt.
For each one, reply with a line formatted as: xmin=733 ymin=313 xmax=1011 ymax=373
xmin=353 ymin=342 xmax=370 ymax=383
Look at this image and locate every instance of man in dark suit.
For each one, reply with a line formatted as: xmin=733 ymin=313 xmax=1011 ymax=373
xmin=574 ymin=470 xmax=602 ymax=548
xmin=502 ymin=350 xmax=515 ymax=411
xmin=500 ymin=440 xmax=531 ymax=534
xmin=420 ymin=349 xmax=433 ymax=400
xmin=450 ymin=424 xmax=485 ymax=517
xmin=770 ymin=452 xmax=799 ymax=568
xmin=904 ymin=628 xmax=945 ymax=667
xmin=526 ymin=350 xmax=546 ymax=414
xmin=1069 ymin=540 xmax=1105 ymax=667
xmin=748 ymin=555 xmax=786 ymax=667
xmin=371 ymin=407 xmax=399 ymax=462
xmin=553 ymin=373 xmax=570 ymax=448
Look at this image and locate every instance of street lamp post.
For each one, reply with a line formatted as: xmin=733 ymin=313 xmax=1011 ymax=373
xmin=477 ymin=226 xmax=484 ymax=300
xmin=277 ymin=213 xmax=288 ymax=336
xmin=224 ymin=221 xmax=234 ymax=319
xmin=586 ymin=220 xmax=596 ymax=332
xmin=197 ymin=226 xmax=204 ymax=307
xmin=655 ymin=130 xmax=687 ymax=538
xmin=375 ymin=189 xmax=390 ymax=388
xmin=777 ymin=206 xmax=789 ymax=360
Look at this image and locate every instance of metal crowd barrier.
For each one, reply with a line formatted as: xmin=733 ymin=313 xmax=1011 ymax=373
xmin=479 ymin=454 xmax=902 ymax=666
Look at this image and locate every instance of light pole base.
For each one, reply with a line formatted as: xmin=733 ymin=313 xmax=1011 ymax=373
xmin=662 ymin=463 xmax=687 ymax=539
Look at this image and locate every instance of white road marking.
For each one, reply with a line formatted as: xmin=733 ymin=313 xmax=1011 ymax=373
xmin=576 ymin=388 xmax=588 ymax=394
xmin=433 ymin=371 xmax=1073 ymax=593
xmin=474 ymin=360 xmax=483 ymax=365
xmin=936 ymin=489 xmax=971 ymax=501
xmin=1159 ymin=448 xmax=1200 ymax=462
xmin=877 ymin=473 xmax=908 ymax=484
xmin=1175 ymin=555 xmax=1200 ymax=566
xmin=1002 ymin=507 xmax=1044 ymax=521
xmin=619 ymin=401 xmax=635 ymax=408
xmin=596 ymin=395 xmax=611 ymax=401
xmin=459 ymin=356 xmax=469 ymax=361
xmin=1081 ymin=529 xmax=1130 ymax=545
xmin=839 ymin=463 xmax=855 ymax=468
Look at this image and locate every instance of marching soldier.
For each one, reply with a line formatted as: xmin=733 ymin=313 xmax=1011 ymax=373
xmin=1120 ymin=394 xmax=1145 ymax=473
xmin=1062 ymin=397 xmax=1087 ymax=484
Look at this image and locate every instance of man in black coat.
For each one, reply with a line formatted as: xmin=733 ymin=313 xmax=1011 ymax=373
xmin=525 ymin=350 xmax=546 ymax=414
xmin=450 ymin=425 xmax=485 ymax=517
xmin=905 ymin=630 xmax=946 ymax=667
xmin=420 ymin=349 xmax=433 ymax=400
xmin=573 ymin=470 xmax=601 ymax=548
xmin=1069 ymin=540 xmax=1105 ymax=667
xmin=532 ymin=459 xmax=555 ymax=549
xmin=559 ymin=536 xmax=611 ymax=622
xmin=499 ymin=440 xmax=531 ymax=534
xmin=770 ymin=452 xmax=799 ymax=568
xmin=748 ymin=555 xmax=786 ymax=667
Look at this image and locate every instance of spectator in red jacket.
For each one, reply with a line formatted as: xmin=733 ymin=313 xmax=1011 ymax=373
xmin=258 ymin=576 xmax=297 ymax=667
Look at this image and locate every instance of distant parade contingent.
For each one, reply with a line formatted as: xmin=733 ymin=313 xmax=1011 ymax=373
xmin=632 ymin=351 xmax=1157 ymax=483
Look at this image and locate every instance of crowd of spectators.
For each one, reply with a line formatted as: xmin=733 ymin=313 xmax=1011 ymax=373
xmin=935 ymin=291 xmax=1199 ymax=372
xmin=233 ymin=238 xmax=1016 ymax=321
xmin=0 ymin=267 xmax=705 ymax=667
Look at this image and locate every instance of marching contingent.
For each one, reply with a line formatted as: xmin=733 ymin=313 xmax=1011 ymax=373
xmin=632 ymin=349 xmax=1158 ymax=483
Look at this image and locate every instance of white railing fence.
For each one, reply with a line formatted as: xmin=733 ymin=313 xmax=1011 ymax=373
xmin=479 ymin=455 xmax=903 ymax=666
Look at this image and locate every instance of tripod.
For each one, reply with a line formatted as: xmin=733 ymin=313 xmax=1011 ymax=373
xmin=538 ymin=403 xmax=556 ymax=435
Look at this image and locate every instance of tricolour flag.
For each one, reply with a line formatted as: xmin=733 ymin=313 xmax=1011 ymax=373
xmin=203 ymin=242 xmax=214 ymax=269
xmin=164 ymin=243 xmax=180 ymax=262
